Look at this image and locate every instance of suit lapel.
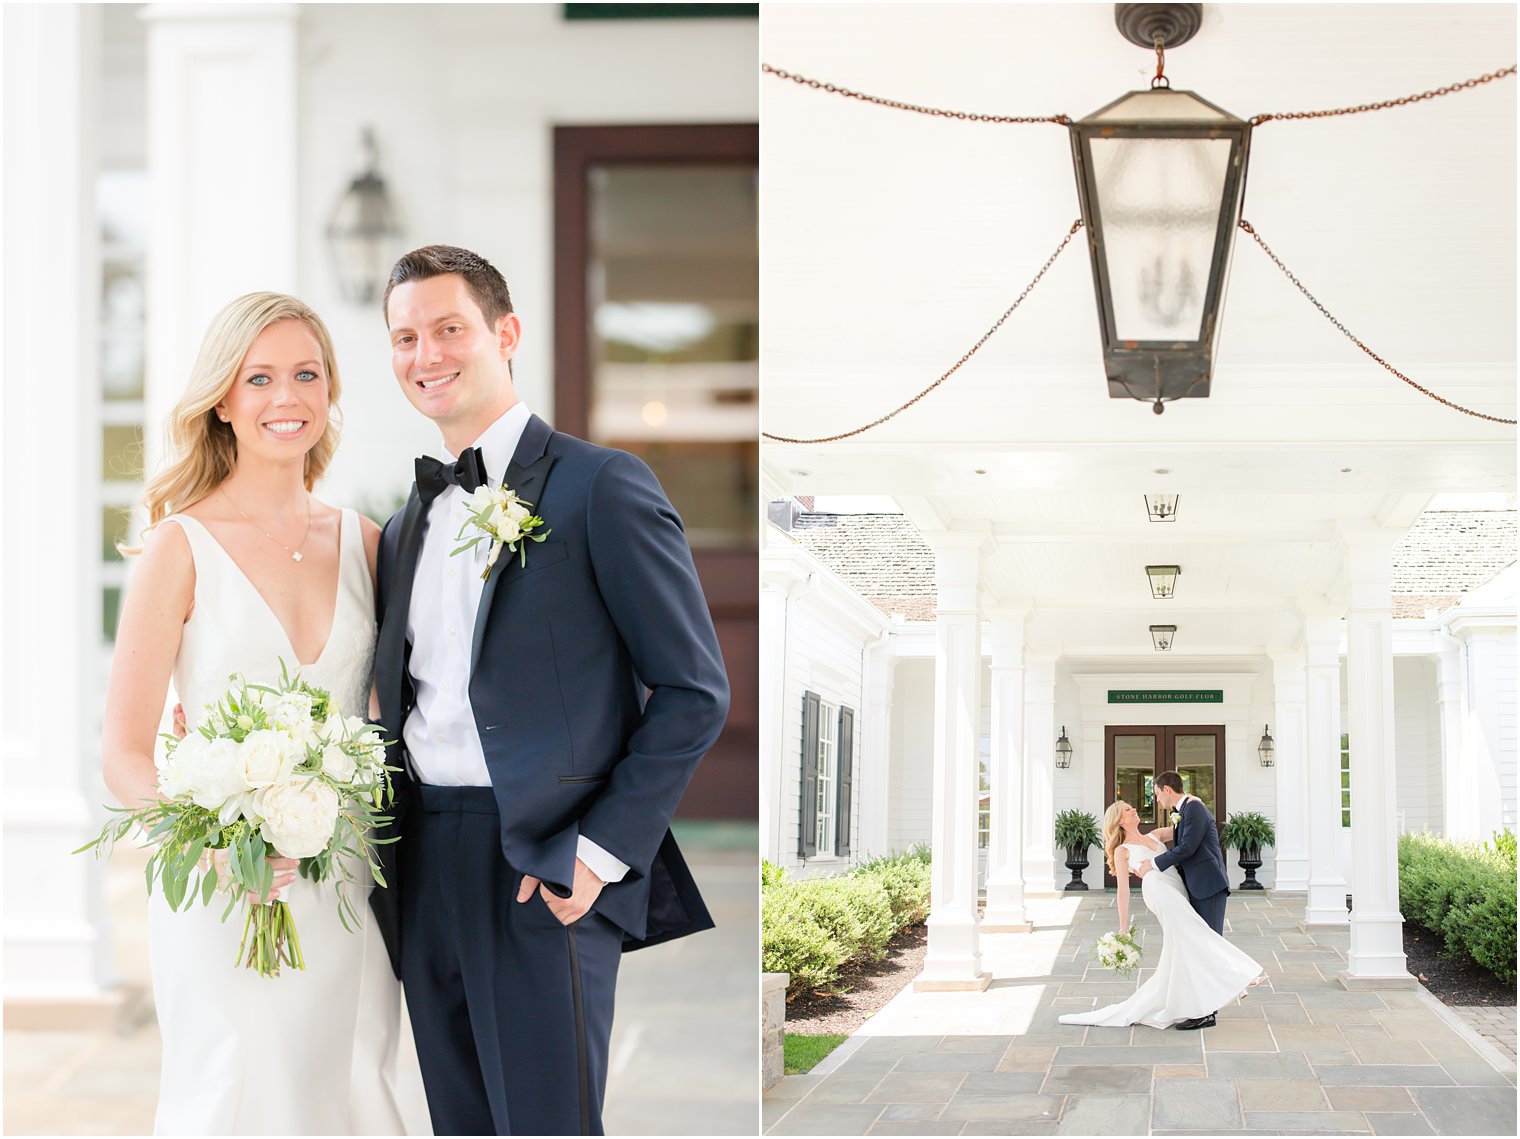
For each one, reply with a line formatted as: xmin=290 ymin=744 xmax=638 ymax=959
xmin=376 ymin=489 xmax=428 ymax=728
xmin=470 ymin=414 xmax=558 ymax=675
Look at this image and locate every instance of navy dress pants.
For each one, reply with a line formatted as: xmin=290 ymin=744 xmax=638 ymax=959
xmin=400 ymin=786 xmax=623 ymax=1136
xmin=1190 ymin=889 xmax=1228 ymax=937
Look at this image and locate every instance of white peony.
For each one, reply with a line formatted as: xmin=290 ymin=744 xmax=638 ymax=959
xmin=466 ymin=485 xmax=497 ymax=515
xmin=488 ymin=505 xmax=521 ymax=543
xmin=320 ymin=742 xmax=357 ymax=783
xmin=162 ymin=735 xmax=248 ymax=810
xmin=257 ymin=778 xmax=341 ymax=859
xmin=505 ymin=499 xmax=530 ymax=524
xmin=268 ymin=691 xmax=314 ymax=733
xmin=238 ymin=729 xmax=298 ymax=788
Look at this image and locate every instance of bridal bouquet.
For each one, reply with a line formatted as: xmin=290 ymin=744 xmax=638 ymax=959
xmin=77 ymin=661 xmax=396 ymax=978
xmin=1094 ymin=926 xmax=1144 ymax=978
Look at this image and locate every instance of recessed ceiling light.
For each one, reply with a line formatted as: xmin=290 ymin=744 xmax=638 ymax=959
xmin=1340 ymin=467 xmax=1353 ymax=474
xmin=789 ymin=468 xmax=811 ymax=478
xmin=974 ymin=468 xmax=987 ymax=475
xmin=1154 ymin=468 xmax=1171 ymax=476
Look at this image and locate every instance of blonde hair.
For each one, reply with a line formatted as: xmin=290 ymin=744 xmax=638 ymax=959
xmin=1102 ymin=801 xmax=1129 ymax=876
xmin=131 ymin=293 xmax=342 ymax=551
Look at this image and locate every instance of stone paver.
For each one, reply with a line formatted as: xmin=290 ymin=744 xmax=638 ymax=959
xmin=1450 ymin=1004 xmax=1517 ymax=1063
xmin=765 ymin=892 xmax=1517 ymax=1136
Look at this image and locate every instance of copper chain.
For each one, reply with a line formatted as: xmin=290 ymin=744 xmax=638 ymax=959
xmin=760 ymin=64 xmax=1071 ymax=126
xmin=1250 ymin=66 xmax=1516 ymax=125
xmin=762 ymin=221 xmax=1084 ymax=445
xmin=1239 ymin=220 xmax=1516 ymax=426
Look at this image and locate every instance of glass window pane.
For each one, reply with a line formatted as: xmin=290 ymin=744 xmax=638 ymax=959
xmin=102 ymin=424 xmax=144 ymax=482
xmin=102 ymin=586 xmax=122 ymax=641
xmin=1173 ymin=733 xmax=1218 ymax=817
xmin=102 ymin=504 xmax=133 ymax=562
xmin=1113 ymin=735 xmax=1157 ymax=824
xmin=587 ymin=165 xmax=757 ymax=550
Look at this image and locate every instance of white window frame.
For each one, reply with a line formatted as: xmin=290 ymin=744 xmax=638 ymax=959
xmin=815 ymin=699 xmax=838 ymax=854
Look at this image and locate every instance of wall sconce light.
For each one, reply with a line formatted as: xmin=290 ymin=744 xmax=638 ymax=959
xmin=1145 ymin=493 xmax=1180 ymax=521
xmin=1146 ymin=564 xmax=1181 ymax=598
xmin=1055 ymin=726 xmax=1074 ymax=769
xmin=326 ymin=127 xmax=403 ymax=305
xmin=1258 ymin=724 xmax=1275 ymax=768
xmin=1069 ymin=4 xmax=1252 ymax=411
xmin=1150 ymin=624 xmax=1176 ymax=651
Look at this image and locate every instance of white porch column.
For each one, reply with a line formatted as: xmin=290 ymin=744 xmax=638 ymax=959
xmin=915 ymin=535 xmax=990 ymax=991
xmin=1270 ymin=649 xmax=1311 ymax=892
xmin=1341 ymin=531 xmax=1412 ymax=984
xmin=1435 ymin=644 xmax=1476 ymax=840
xmin=3 ymin=4 xmax=123 ymax=1026
xmin=1303 ymin=611 xmax=1350 ymax=926
xmin=983 ymin=608 xmax=1031 ymax=931
xmin=1022 ymin=653 xmax=1060 ymax=896
xmin=858 ymin=635 xmax=896 ymax=860
xmin=759 ymin=559 xmax=811 ymax=866
xmin=142 ymin=3 xmax=299 ymax=471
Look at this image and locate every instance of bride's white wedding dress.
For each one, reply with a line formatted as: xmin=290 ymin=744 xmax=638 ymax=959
xmin=1059 ymin=837 xmax=1266 ymax=1030
xmin=148 ymin=510 xmax=413 ymax=1135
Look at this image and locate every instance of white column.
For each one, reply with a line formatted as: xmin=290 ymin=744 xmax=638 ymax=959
xmin=142 ymin=3 xmax=299 ymax=475
xmin=759 ymin=562 xmax=810 ymax=866
xmin=1022 ymin=653 xmax=1060 ymax=896
xmin=1341 ymin=530 xmax=1412 ymax=984
xmin=1435 ymin=644 xmax=1475 ymax=840
xmin=3 ymin=4 xmax=124 ymax=1026
xmin=858 ymin=636 xmax=896 ymax=860
xmin=1303 ymin=610 xmax=1350 ymax=926
xmin=1270 ymin=649 xmax=1311 ymax=892
xmin=915 ymin=536 xmax=990 ymax=991
xmin=983 ymin=609 xmax=1031 ymax=931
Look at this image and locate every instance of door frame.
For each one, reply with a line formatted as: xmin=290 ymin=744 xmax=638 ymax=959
xmin=1103 ymin=724 xmax=1227 ymax=888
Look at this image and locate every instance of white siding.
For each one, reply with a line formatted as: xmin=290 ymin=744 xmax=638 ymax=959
xmin=888 ymin=658 xmax=935 ymax=854
xmin=1393 ymin=657 xmax=1440 ymax=833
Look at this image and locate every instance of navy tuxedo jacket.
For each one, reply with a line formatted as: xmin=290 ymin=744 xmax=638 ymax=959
xmin=1152 ymin=795 xmax=1230 ymax=901
xmin=368 ymin=414 xmax=729 ymax=974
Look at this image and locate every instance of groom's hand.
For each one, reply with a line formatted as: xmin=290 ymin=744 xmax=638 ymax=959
xmin=1134 ymin=861 xmax=1152 ymax=878
xmin=517 ymin=858 xmax=606 ymax=925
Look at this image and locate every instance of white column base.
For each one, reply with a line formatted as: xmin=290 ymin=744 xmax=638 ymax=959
xmin=1273 ymin=851 xmax=1311 ymax=894
xmin=1304 ymin=878 xmax=1350 ymax=926
xmin=1021 ymin=852 xmax=1060 ymax=896
xmin=916 ymin=910 xmax=991 ymax=990
xmin=1346 ymin=911 xmax=1411 ymax=981
xmin=981 ymin=873 xmax=1029 ymax=931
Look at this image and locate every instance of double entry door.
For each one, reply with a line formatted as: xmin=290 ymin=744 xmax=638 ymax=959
xmin=1103 ymin=725 xmax=1225 ymax=888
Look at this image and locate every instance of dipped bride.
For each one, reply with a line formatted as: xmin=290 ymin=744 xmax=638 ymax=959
xmin=1059 ymin=801 xmax=1268 ymax=1030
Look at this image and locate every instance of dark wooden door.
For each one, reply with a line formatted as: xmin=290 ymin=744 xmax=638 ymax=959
xmin=1103 ymin=725 xmax=1226 ymax=888
xmin=554 ymin=123 xmax=757 ymax=819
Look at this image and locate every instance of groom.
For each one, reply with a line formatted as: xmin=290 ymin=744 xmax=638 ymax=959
xmin=1137 ymin=770 xmax=1231 ymax=1030
xmin=369 ymin=244 xmax=730 ymax=1135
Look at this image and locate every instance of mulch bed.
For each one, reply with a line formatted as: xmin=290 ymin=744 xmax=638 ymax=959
xmin=1403 ymin=919 xmax=1515 ymax=1006
xmin=783 ymin=922 xmax=928 ymax=1036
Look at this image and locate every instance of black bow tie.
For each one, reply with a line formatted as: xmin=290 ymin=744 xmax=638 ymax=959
xmin=416 ymin=447 xmax=488 ymax=506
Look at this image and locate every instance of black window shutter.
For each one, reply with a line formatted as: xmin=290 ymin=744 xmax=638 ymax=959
xmin=835 ymin=705 xmax=855 ymax=857
xmin=799 ymin=691 xmax=820 ymax=858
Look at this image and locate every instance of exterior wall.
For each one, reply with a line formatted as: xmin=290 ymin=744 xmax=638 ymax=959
xmin=888 ymin=658 xmax=935 ymax=855
xmin=1393 ymin=657 xmax=1442 ymax=833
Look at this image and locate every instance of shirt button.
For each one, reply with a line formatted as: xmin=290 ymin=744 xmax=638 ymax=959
xmin=448 ymin=626 xmax=457 ymax=636
xmin=435 ymin=733 xmax=445 ymax=743
xmin=448 ymin=568 xmax=456 ymax=579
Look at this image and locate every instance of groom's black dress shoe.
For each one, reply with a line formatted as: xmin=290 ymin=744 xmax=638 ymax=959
xmin=1176 ymin=1013 xmax=1217 ymax=1030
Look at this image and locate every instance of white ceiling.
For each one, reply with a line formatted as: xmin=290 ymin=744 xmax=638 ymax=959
xmin=760 ymin=4 xmax=1517 ymax=656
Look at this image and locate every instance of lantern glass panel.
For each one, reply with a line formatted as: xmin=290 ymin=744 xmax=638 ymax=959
xmin=1089 ymin=135 xmax=1232 ymax=342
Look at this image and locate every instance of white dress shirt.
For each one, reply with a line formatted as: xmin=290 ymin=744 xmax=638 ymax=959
xmin=403 ymin=403 xmax=628 ymax=885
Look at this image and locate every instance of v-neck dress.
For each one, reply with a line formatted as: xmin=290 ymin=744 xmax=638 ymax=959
xmin=147 ymin=510 xmax=415 ymax=1135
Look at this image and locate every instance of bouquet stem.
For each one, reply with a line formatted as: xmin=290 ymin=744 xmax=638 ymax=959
xmin=235 ymin=900 xmax=303 ymax=978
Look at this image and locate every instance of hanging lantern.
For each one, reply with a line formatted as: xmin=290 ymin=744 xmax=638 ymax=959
xmin=1146 ymin=564 xmax=1181 ymax=599
xmin=1150 ymin=624 xmax=1176 ymax=651
xmin=1070 ymin=6 xmax=1251 ymax=412
xmin=1145 ymin=493 xmax=1180 ymax=522
xmin=1055 ymin=726 xmax=1074 ymax=769
xmin=326 ymin=127 xmax=403 ymax=305
xmin=1258 ymin=724 xmax=1276 ymax=768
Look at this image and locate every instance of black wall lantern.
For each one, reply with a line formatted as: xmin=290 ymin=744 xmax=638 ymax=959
xmin=1150 ymin=624 xmax=1176 ymax=651
xmin=1055 ymin=726 xmax=1074 ymax=769
xmin=326 ymin=127 xmax=403 ymax=305
xmin=1146 ymin=564 xmax=1181 ymax=598
xmin=1258 ymin=724 xmax=1276 ymax=768
xmin=1070 ymin=4 xmax=1252 ymax=412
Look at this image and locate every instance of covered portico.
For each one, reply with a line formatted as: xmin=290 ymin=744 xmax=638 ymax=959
xmin=760 ymin=4 xmax=1515 ymax=992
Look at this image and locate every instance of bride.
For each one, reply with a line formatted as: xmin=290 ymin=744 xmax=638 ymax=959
xmin=100 ymin=293 xmax=416 ymax=1134
xmin=1059 ymin=800 xmax=1267 ymax=1030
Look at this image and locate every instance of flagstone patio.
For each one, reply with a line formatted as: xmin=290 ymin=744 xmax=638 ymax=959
xmin=764 ymin=894 xmax=1515 ymax=1136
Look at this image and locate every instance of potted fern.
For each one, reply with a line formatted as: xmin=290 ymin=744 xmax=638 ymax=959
xmin=1219 ymin=811 xmax=1277 ymax=891
xmin=1054 ymin=808 xmax=1102 ymax=891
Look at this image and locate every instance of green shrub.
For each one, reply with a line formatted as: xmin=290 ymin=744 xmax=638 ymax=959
xmin=761 ymin=884 xmax=852 ymax=995
xmin=761 ymin=858 xmax=787 ymax=889
xmin=1054 ymin=809 xmax=1101 ymax=852
xmin=818 ymin=875 xmax=896 ymax=960
xmin=1398 ymin=830 xmax=1516 ymax=984
xmin=855 ymin=847 xmax=932 ymax=926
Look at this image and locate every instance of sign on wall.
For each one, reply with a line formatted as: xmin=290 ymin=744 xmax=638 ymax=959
xmin=1107 ymin=690 xmax=1224 ymax=704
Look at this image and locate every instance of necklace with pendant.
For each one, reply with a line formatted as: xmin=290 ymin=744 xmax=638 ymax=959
xmin=222 ymin=487 xmax=313 ymax=562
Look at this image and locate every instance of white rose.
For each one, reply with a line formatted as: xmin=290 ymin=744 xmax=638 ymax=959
xmin=321 ymin=743 xmax=357 ymax=783
xmin=487 ymin=506 xmax=521 ymax=543
xmin=238 ymin=730 xmax=297 ymax=788
xmin=505 ymin=499 xmax=530 ymax=524
xmin=257 ymin=778 xmax=341 ymax=859
xmin=268 ymin=691 xmax=314 ymax=733
xmin=163 ymin=735 xmax=247 ymax=809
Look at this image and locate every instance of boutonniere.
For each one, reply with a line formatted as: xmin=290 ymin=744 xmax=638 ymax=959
xmin=452 ymin=484 xmax=550 ymax=581
xmin=1169 ymin=810 xmax=1181 ymax=828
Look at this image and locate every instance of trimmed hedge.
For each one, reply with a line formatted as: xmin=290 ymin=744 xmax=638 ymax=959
xmin=761 ymin=847 xmax=931 ymax=999
xmin=1398 ymin=829 xmax=1516 ymax=983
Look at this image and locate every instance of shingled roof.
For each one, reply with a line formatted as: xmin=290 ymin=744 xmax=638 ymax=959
xmin=787 ymin=506 xmax=1516 ymax=624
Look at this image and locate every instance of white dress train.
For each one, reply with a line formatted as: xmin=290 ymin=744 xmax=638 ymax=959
xmin=1059 ymin=839 xmax=1266 ymax=1030
xmin=149 ymin=511 xmax=417 ymax=1135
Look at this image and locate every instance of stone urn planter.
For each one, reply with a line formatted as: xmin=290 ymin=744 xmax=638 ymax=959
xmin=1220 ymin=811 xmax=1277 ymax=891
xmin=1054 ymin=809 xmax=1102 ymax=892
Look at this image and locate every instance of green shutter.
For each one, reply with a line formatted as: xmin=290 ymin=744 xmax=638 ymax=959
xmin=835 ymin=706 xmax=855 ymax=857
xmin=799 ymin=691 xmax=820 ymax=858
